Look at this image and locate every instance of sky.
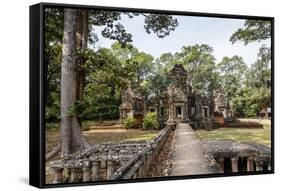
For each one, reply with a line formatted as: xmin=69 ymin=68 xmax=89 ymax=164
xmin=93 ymin=14 xmax=270 ymax=66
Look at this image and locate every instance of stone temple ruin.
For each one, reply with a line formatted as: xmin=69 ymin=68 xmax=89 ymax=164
xmin=119 ymin=64 xmax=232 ymax=129
xmin=49 ymin=64 xmax=270 ymax=183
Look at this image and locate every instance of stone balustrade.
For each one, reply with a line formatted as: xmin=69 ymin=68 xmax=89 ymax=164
xmin=109 ymin=123 xmax=175 ymax=180
xmin=202 ymin=140 xmax=271 ymax=173
xmin=49 ymin=123 xmax=176 ymax=183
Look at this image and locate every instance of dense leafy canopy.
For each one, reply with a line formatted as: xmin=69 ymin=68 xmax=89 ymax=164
xmin=229 ymin=19 xmax=271 ymax=117
xmin=45 ymin=8 xmax=177 ymax=122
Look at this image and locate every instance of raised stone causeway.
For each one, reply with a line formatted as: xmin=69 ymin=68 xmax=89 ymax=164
xmin=170 ymin=123 xmax=220 ymax=176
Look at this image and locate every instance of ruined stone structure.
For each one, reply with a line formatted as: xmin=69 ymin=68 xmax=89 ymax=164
xmin=202 ymin=140 xmax=271 ymax=173
xmin=119 ymin=64 xmax=213 ymax=128
xmin=119 ymin=86 xmax=144 ymax=126
xmin=49 ymin=123 xmax=176 ymax=183
xmin=213 ymin=90 xmax=234 ymax=123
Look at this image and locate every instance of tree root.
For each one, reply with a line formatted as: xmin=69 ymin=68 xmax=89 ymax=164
xmin=46 ymin=142 xmax=61 ymax=161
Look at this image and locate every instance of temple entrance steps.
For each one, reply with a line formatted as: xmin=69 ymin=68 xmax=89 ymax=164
xmin=170 ymin=123 xmax=219 ymax=175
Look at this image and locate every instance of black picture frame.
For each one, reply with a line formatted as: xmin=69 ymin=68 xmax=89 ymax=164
xmin=30 ymin=2 xmax=274 ymax=188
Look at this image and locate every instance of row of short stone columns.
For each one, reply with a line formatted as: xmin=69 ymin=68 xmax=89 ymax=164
xmin=110 ymin=125 xmax=173 ymax=180
xmin=130 ymin=150 xmax=154 ymax=179
xmin=217 ymin=156 xmax=271 ymax=173
xmin=52 ymin=146 xmax=157 ymax=183
xmin=52 ymin=159 xmax=117 ymax=183
xmin=51 ymin=125 xmax=173 ymax=183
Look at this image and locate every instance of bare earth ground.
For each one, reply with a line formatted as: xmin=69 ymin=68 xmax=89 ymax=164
xmin=46 ymin=122 xmax=160 ymax=154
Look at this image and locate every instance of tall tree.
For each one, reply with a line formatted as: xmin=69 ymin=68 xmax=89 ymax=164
xmin=175 ymin=44 xmax=218 ymax=95
xmin=218 ymin=56 xmax=247 ymax=98
xmin=229 ymin=19 xmax=272 ymax=117
xmin=111 ymin=42 xmax=154 ymax=95
xmin=60 ymin=9 xmax=90 ymax=157
xmin=217 ymin=56 xmax=248 ymax=114
xmin=244 ymin=47 xmax=271 ymax=116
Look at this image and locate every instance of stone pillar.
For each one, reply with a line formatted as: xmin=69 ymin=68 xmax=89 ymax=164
xmin=247 ymin=156 xmax=254 ymax=172
xmin=138 ymin=166 xmax=143 ymax=178
xmin=217 ymin=158 xmax=225 ymax=173
xmin=64 ymin=168 xmax=70 ymax=181
xmin=182 ymin=96 xmax=189 ymax=122
xmin=231 ymin=157 xmax=239 ymax=172
xmin=70 ymin=168 xmax=78 ymax=183
xmin=146 ymin=151 xmax=153 ymax=172
xmin=268 ymin=161 xmax=272 ymax=171
xmin=82 ymin=161 xmax=91 ymax=182
xmin=138 ymin=161 xmax=144 ymax=178
xmin=52 ymin=167 xmax=63 ymax=184
xmin=255 ymin=161 xmax=264 ymax=171
xmin=142 ymin=154 xmax=148 ymax=176
xmin=168 ymin=104 xmax=174 ymax=123
xmin=167 ymin=86 xmax=174 ymax=123
xmin=223 ymin=109 xmax=227 ymax=118
xmin=106 ymin=160 xmax=114 ymax=180
xmin=101 ymin=151 xmax=108 ymax=169
xmin=133 ymin=172 xmax=137 ymax=179
xmin=91 ymin=161 xmax=100 ymax=181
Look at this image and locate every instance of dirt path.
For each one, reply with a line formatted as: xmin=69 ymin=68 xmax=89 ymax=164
xmin=170 ymin=123 xmax=219 ymax=176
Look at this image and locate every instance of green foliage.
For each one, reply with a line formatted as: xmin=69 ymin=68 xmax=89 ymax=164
xmin=45 ymin=8 xmax=178 ymax=124
xmin=218 ymin=55 xmax=248 ymax=109
xmin=177 ymin=44 xmax=218 ymax=95
xmin=143 ymin=112 xmax=159 ymax=130
xmin=143 ymin=14 xmax=178 ymax=38
xmin=124 ymin=116 xmax=135 ymax=129
xmin=88 ymin=10 xmax=178 ymax=45
xmin=230 ymin=20 xmax=271 ymax=45
xmin=154 ymin=44 xmax=219 ymax=96
xmin=228 ymin=20 xmax=272 ymax=117
xmin=45 ymin=92 xmax=60 ymax=122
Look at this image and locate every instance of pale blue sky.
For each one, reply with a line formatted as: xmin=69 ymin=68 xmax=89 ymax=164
xmin=93 ymin=14 xmax=270 ymax=66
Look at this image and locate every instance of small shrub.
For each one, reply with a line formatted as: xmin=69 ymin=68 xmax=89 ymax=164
xmin=124 ymin=116 xmax=135 ymax=129
xmin=143 ymin=112 xmax=159 ymax=130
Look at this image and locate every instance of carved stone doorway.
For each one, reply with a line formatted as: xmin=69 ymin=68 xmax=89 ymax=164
xmin=176 ymin=107 xmax=182 ymax=118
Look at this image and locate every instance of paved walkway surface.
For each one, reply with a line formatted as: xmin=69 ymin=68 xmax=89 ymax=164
xmin=170 ymin=123 xmax=219 ymax=176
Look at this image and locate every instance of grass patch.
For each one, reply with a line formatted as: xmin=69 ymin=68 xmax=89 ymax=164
xmin=196 ymin=123 xmax=271 ymax=147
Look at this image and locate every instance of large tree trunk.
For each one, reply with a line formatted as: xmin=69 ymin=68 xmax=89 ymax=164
xmin=60 ymin=9 xmax=89 ymax=158
xmin=76 ymin=10 xmax=88 ymax=99
xmin=70 ymin=10 xmax=89 ymax=151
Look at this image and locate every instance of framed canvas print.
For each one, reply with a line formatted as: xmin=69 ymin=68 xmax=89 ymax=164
xmin=29 ymin=2 xmax=274 ymax=188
